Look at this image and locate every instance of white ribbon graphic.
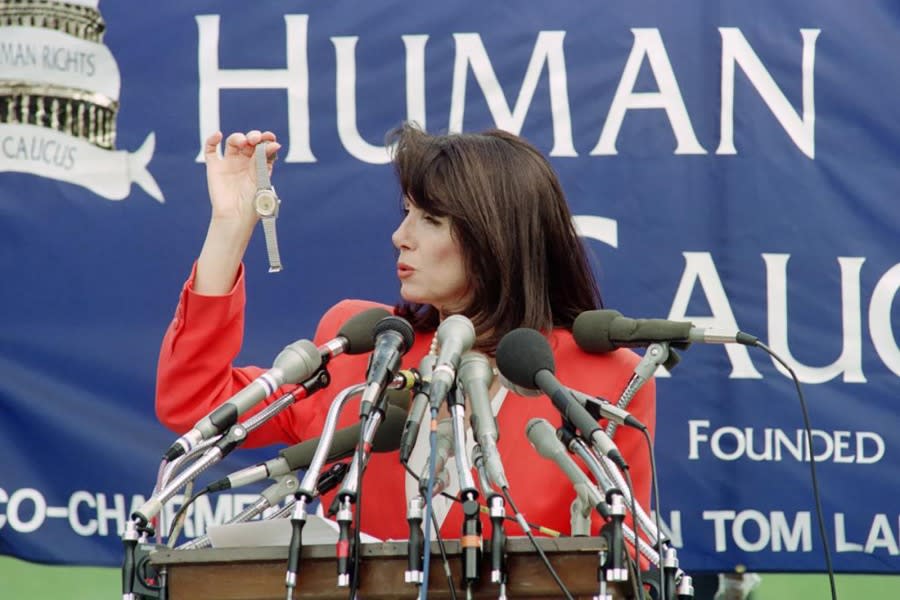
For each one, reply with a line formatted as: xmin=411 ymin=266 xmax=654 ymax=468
xmin=0 ymin=124 xmax=164 ymax=202
xmin=0 ymin=26 xmax=121 ymax=100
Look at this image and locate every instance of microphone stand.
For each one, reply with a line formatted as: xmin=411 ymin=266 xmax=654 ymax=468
xmin=182 ymin=462 xmax=350 ymax=551
xmin=126 ymin=370 xmax=332 ymax=599
xmin=559 ymin=429 xmax=695 ymax=599
xmin=607 ymin=342 xmax=671 ymax=439
xmin=283 ymin=382 xmax=364 ymax=600
xmin=569 ymin=485 xmax=596 ymax=538
xmin=405 ymin=495 xmax=426 ymax=586
xmin=176 ymin=473 xmax=298 ymax=550
xmin=330 ymin=406 xmax=390 ymax=587
xmin=123 ymin=422 xmax=248 ymax=600
xmin=447 ymin=387 xmax=482 ymax=593
xmin=559 ymin=427 xmax=669 ymax=563
xmin=151 ymin=370 xmax=330 ymax=543
xmin=473 ymin=445 xmax=507 ymax=599
xmin=151 ymin=436 xmax=219 ymax=545
xmin=593 ymin=492 xmax=628 ymax=600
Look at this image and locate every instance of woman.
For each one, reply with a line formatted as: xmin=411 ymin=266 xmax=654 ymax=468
xmin=155 ymin=124 xmax=656 ymax=541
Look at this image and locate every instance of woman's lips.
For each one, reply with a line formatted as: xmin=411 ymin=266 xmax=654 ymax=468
xmin=397 ymin=263 xmax=414 ymax=278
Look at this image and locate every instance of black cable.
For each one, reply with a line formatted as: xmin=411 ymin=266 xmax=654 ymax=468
xmin=625 ymin=549 xmax=643 ymax=600
xmin=430 ymin=505 xmax=459 ymax=600
xmin=401 ymin=443 xmax=458 ymax=600
xmin=167 ymin=487 xmax=210 ymax=544
xmin=420 ymin=410 xmax=439 ymax=600
xmin=501 ymin=487 xmax=575 ymax=600
xmin=642 ymin=426 xmax=667 ymax=600
xmin=349 ymin=412 xmax=367 ymax=599
xmin=402 ymin=462 xmax=560 ymax=536
xmin=621 ymin=468 xmax=645 ymax=600
xmin=755 ymin=341 xmax=838 ymax=600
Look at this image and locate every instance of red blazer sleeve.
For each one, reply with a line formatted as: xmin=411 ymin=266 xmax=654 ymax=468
xmin=155 ymin=263 xmax=320 ymax=447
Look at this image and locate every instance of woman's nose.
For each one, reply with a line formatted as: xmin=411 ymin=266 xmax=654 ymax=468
xmin=392 ymin=218 xmax=410 ymax=250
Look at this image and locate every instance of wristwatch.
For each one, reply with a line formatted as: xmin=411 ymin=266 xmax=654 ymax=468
xmin=253 ymin=142 xmax=283 ymax=272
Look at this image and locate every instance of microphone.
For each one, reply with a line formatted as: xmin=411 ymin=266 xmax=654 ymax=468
xmin=496 ymin=328 xmax=627 ymax=470
xmin=359 ymin=316 xmax=415 ymax=417
xmin=399 ymin=352 xmax=437 ymax=463
xmin=573 ymin=309 xmax=758 ymax=353
xmin=163 ymin=308 xmax=391 ymax=461
xmin=458 ymin=351 xmax=508 ymax=488
xmin=319 ymin=307 xmax=391 ymax=360
xmin=208 ymin=402 xmax=408 ymax=493
xmin=428 ymin=315 xmax=476 ymax=410
xmin=164 ymin=338 xmax=322 ymax=460
xmin=499 ymin=373 xmax=645 ymax=431
xmin=566 ymin=389 xmax=646 ymax=431
xmin=526 ymin=418 xmax=609 ymax=518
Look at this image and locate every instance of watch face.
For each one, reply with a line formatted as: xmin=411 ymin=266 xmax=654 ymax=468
xmin=255 ymin=190 xmax=278 ymax=217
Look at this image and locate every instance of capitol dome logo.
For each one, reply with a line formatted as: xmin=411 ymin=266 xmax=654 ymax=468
xmin=0 ymin=0 xmax=163 ymax=201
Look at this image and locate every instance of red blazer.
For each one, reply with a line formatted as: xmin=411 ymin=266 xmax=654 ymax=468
xmin=156 ymin=265 xmax=656 ymax=542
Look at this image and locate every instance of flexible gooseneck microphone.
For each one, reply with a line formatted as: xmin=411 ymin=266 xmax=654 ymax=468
xmin=207 ymin=402 xmax=409 ymax=493
xmin=164 ymin=338 xmax=322 ymax=461
xmin=496 ymin=328 xmax=627 ymax=470
xmin=163 ymin=307 xmax=390 ymax=462
xmin=573 ymin=309 xmax=758 ymax=353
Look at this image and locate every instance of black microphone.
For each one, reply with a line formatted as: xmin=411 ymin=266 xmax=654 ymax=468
xmin=399 ymin=352 xmax=436 ymax=463
xmin=499 ymin=372 xmax=645 ymax=431
xmin=359 ymin=316 xmax=415 ymax=417
xmin=207 ymin=402 xmax=408 ymax=493
xmin=318 ymin=307 xmax=392 ymax=360
xmin=496 ymin=328 xmax=627 ymax=470
xmin=428 ymin=315 xmax=476 ymax=410
xmin=573 ymin=309 xmax=758 ymax=353
xmin=164 ymin=338 xmax=323 ymax=460
xmin=566 ymin=389 xmax=646 ymax=431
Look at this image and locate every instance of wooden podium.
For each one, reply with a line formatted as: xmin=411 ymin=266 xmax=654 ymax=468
xmin=151 ymin=536 xmax=627 ymax=599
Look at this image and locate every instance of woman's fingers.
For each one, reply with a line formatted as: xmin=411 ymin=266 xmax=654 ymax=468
xmin=204 ymin=131 xmax=224 ymax=160
xmin=209 ymin=130 xmax=280 ymax=163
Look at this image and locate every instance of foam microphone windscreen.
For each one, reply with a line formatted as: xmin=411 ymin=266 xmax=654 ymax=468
xmin=495 ymin=328 xmax=555 ymax=390
xmin=338 ymin=307 xmax=392 ymax=354
xmin=572 ymin=309 xmax=622 ymax=353
xmin=608 ymin=317 xmax=692 ymax=344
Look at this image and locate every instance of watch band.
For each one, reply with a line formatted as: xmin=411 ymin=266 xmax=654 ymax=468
xmin=255 ymin=141 xmax=272 ymax=189
xmin=262 ymin=217 xmax=283 ymax=272
xmin=254 ymin=143 xmax=283 ymax=273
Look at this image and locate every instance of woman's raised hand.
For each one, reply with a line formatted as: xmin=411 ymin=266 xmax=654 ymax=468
xmin=204 ymin=129 xmax=281 ymax=224
xmin=194 ymin=129 xmax=282 ymax=295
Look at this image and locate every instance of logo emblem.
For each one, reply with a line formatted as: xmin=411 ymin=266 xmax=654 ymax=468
xmin=0 ymin=0 xmax=163 ymax=201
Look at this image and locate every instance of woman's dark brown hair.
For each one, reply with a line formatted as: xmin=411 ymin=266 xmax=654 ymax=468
xmin=389 ymin=122 xmax=602 ymax=353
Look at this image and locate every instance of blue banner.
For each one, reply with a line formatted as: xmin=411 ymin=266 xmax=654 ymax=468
xmin=1 ymin=0 xmax=897 ymax=574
